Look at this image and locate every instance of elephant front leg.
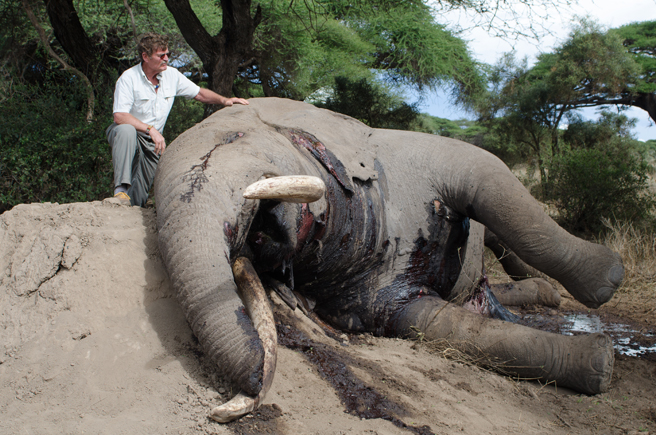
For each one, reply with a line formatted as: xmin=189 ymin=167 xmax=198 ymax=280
xmin=394 ymin=296 xmax=613 ymax=395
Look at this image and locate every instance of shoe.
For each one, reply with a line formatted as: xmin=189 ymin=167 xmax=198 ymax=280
xmin=113 ymin=191 xmax=131 ymax=205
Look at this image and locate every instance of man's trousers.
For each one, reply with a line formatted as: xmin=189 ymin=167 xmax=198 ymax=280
xmin=106 ymin=123 xmax=159 ymax=207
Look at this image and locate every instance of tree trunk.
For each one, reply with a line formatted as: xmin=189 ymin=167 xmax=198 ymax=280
xmin=43 ymin=0 xmax=97 ymax=78
xmin=42 ymin=0 xmax=128 ymax=86
xmin=164 ymin=0 xmax=261 ymax=116
xmin=25 ymin=0 xmax=95 ymax=121
xmin=632 ymin=92 xmax=656 ymax=124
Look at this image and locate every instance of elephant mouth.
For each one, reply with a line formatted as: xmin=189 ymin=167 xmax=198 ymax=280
xmin=243 ymin=176 xmax=327 ymax=290
xmin=247 ymin=200 xmax=297 ymax=286
xmin=210 ymin=175 xmax=328 ymax=422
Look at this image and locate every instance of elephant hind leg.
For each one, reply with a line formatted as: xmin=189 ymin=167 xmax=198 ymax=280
xmin=484 ymin=228 xmax=543 ymax=280
xmin=393 ymin=296 xmax=613 ymax=395
xmin=490 ymin=278 xmax=561 ymax=307
xmin=437 ymin=145 xmax=624 ymax=308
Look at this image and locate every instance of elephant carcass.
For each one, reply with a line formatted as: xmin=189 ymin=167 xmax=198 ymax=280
xmin=154 ymin=98 xmax=623 ymax=422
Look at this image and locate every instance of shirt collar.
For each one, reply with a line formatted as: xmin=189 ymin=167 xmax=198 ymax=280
xmin=139 ymin=63 xmax=162 ymax=86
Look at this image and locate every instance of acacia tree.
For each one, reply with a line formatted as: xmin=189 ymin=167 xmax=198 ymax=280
xmin=164 ymin=0 xmax=261 ymax=114
xmin=476 ymin=20 xmax=647 ymax=181
xmin=614 ymin=20 xmax=656 ymax=121
xmin=162 ymin=0 xmax=487 ymax=116
xmin=491 ymin=20 xmax=656 ymax=128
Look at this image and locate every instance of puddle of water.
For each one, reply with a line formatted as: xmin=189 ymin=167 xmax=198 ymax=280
xmin=560 ymin=313 xmax=656 ymax=357
xmin=521 ymin=312 xmax=656 ymax=357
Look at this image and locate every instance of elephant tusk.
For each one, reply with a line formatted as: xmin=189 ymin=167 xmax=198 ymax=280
xmin=210 ymin=257 xmax=278 ymax=423
xmin=243 ymin=175 xmax=325 ymax=203
xmin=209 ymin=392 xmax=256 ymax=423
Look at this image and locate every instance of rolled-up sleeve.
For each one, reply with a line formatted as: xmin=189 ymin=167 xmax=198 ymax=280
xmin=174 ymin=70 xmax=201 ymax=99
xmin=113 ymin=75 xmax=135 ymax=113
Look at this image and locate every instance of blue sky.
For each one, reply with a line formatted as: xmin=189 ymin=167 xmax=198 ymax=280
xmin=417 ymin=0 xmax=656 ymax=141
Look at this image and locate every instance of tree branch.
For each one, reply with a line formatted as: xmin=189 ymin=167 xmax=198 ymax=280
xmin=163 ymin=0 xmax=215 ymax=65
xmin=123 ymin=0 xmax=138 ymax=42
xmin=23 ymin=0 xmax=95 ymax=121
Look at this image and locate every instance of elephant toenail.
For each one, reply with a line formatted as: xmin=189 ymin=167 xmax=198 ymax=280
xmin=608 ymin=262 xmax=624 ymax=286
xmin=596 ymin=286 xmax=615 ymax=304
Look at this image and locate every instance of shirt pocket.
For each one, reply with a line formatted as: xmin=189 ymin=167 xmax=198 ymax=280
xmin=132 ymin=89 xmax=152 ymax=114
xmin=161 ymin=83 xmax=176 ymax=102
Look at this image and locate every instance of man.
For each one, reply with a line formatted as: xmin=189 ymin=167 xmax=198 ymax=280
xmin=107 ymin=32 xmax=248 ymax=206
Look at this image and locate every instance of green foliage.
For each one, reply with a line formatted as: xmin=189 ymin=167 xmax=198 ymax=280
xmin=313 ymin=76 xmax=420 ymax=129
xmin=0 ymin=77 xmax=114 ymax=213
xmin=165 ymin=94 xmax=205 ymax=140
xmin=544 ymin=147 xmax=654 ymax=234
xmin=250 ymin=1 xmax=376 ymax=99
xmin=414 ymin=115 xmax=488 ymax=143
xmin=245 ymin=0 xmax=485 ymax=102
xmin=616 ymin=20 xmax=656 ymax=94
xmin=542 ymin=113 xmax=655 ymax=234
xmin=476 ymin=19 xmax=650 ymax=184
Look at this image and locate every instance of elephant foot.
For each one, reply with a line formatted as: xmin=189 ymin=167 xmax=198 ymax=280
xmin=564 ymin=249 xmax=624 ymax=309
xmin=550 ymin=333 xmax=614 ymax=395
xmin=490 ymin=278 xmax=561 ymax=307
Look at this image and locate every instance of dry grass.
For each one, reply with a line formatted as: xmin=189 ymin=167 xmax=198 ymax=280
xmin=597 ymin=219 xmax=656 ymax=295
xmin=484 ymin=216 xmax=656 ymax=295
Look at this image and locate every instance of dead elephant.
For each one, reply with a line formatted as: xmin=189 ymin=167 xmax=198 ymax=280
xmin=153 ymin=98 xmax=624 ymax=422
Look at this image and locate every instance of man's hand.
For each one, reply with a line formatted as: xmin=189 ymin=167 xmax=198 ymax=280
xmin=149 ymin=127 xmax=166 ymax=155
xmin=114 ymin=112 xmax=167 ymax=154
xmin=222 ymin=97 xmax=249 ymax=106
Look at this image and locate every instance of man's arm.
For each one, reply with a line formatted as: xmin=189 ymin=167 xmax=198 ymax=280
xmin=114 ymin=112 xmax=166 ymax=155
xmin=194 ymin=88 xmax=249 ymax=106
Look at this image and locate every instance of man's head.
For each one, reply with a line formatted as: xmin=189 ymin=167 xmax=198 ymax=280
xmin=138 ymin=33 xmax=170 ymax=76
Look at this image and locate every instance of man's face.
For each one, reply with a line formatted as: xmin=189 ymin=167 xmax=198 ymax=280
xmin=142 ymin=47 xmax=170 ymax=74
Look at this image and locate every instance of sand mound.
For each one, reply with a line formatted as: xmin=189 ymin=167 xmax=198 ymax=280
xmin=1 ymin=201 xmax=654 ymax=435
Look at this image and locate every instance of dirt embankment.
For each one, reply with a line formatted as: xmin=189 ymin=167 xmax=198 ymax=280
xmin=1 ymin=201 xmax=654 ymax=435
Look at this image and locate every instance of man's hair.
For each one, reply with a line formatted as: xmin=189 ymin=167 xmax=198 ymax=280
xmin=137 ymin=33 xmax=169 ymax=59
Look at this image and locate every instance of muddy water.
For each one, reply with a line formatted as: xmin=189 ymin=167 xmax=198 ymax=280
xmin=520 ymin=310 xmax=656 ymax=357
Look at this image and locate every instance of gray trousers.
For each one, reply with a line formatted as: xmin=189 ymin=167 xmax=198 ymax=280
xmin=106 ymin=123 xmax=159 ymax=207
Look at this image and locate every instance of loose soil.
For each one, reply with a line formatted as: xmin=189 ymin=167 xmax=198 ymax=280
xmin=1 ymin=201 xmax=654 ymax=434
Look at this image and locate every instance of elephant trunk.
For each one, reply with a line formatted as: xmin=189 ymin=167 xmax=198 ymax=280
xmin=210 ymin=257 xmax=277 ymax=423
xmin=155 ymin=152 xmax=268 ymax=398
xmin=396 ymin=296 xmax=614 ymax=394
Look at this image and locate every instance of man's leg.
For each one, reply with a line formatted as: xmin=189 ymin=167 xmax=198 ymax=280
xmin=128 ymin=136 xmax=160 ymax=207
xmin=107 ymin=123 xmax=138 ymax=198
xmin=107 ymin=123 xmax=159 ymax=207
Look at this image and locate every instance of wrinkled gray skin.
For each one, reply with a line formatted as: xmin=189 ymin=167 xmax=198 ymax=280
xmin=154 ymin=98 xmax=624 ymax=410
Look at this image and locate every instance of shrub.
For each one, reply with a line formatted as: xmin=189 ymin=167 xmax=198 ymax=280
xmin=543 ymin=146 xmax=655 ymax=234
xmin=0 ymin=78 xmax=115 ymax=213
xmin=314 ymin=76 xmax=420 ymax=130
xmin=0 ymin=75 xmax=204 ymax=213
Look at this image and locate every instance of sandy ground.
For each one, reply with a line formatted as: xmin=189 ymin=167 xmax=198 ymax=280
xmin=1 ymin=200 xmax=654 ymax=435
